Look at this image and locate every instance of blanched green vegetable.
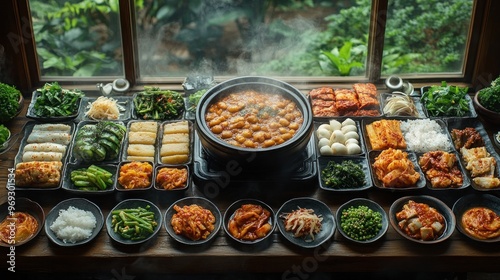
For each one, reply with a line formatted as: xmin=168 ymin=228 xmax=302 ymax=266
xmin=421 ymin=81 xmax=470 ymax=117
xmin=340 ymin=205 xmax=382 ymax=241
xmin=478 ymin=75 xmax=500 ymax=112
xmin=111 ymin=205 xmax=158 ymax=240
xmin=33 ymin=82 xmax=84 ymax=117
xmin=70 ymin=165 xmax=114 ymax=191
xmin=0 ymin=124 xmax=10 ymax=145
xmin=321 ymin=160 xmax=365 ymax=189
xmin=133 ymin=87 xmax=184 ymax=120
xmin=0 ymin=83 xmax=21 ymax=122
xmin=73 ymin=121 xmax=126 ymax=162
xmin=187 ymin=89 xmax=207 ymax=112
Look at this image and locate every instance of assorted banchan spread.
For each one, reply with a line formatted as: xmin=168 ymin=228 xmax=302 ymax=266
xmin=7 ymin=80 xmax=500 ymax=248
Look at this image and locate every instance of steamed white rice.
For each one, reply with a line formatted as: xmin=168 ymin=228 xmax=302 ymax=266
xmin=400 ymin=119 xmax=452 ymax=152
xmin=50 ymin=206 xmax=96 ymax=243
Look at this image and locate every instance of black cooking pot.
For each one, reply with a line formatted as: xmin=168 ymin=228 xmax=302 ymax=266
xmin=194 ymin=76 xmax=313 ymax=170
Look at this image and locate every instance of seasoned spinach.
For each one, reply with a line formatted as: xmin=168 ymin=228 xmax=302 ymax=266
xmin=33 ymin=82 xmax=84 ymax=117
xmin=421 ymin=81 xmax=470 ymax=117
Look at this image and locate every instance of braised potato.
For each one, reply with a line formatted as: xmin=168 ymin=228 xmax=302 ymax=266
xmin=205 ymin=90 xmax=303 ymax=149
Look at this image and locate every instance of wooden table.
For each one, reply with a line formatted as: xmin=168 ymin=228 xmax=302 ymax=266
xmin=1 ymin=98 xmax=500 ymax=276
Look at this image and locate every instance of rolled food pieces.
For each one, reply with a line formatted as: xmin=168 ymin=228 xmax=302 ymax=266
xmin=17 ymin=123 xmax=72 ymax=188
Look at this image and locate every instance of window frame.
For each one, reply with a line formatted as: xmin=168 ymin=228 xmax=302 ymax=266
xmin=3 ymin=0 xmax=498 ymax=93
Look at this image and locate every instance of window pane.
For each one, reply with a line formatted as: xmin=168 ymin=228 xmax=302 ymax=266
xmin=135 ymin=0 xmax=371 ymax=78
xmin=29 ymin=0 xmax=124 ymax=77
xmin=382 ymin=0 xmax=474 ymax=75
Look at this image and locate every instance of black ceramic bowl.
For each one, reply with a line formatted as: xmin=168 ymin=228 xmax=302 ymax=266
xmin=336 ymin=198 xmax=388 ymax=244
xmin=276 ymin=197 xmax=335 ymax=248
xmin=223 ymin=199 xmax=276 ymax=245
xmin=452 ymin=193 xmax=500 ymax=242
xmin=164 ymin=196 xmax=221 ymax=245
xmin=106 ymin=199 xmax=162 ymax=245
xmin=195 ymin=76 xmax=313 ymax=170
xmin=389 ymin=195 xmax=455 ymax=244
xmin=0 ymin=197 xmax=45 ymax=247
xmin=45 ymin=198 xmax=104 ymax=246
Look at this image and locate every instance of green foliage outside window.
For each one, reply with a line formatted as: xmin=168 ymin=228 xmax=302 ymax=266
xmin=29 ymin=0 xmax=473 ymax=77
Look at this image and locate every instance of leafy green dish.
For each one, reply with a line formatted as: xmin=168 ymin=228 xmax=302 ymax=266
xmin=477 ymin=75 xmax=500 ymax=112
xmin=421 ymin=81 xmax=470 ymax=117
xmin=31 ymin=82 xmax=84 ymax=119
xmin=133 ymin=87 xmax=185 ymax=120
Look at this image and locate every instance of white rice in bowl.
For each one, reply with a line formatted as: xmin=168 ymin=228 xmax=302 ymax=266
xmin=400 ymin=119 xmax=453 ymax=152
xmin=50 ymin=206 xmax=97 ymax=243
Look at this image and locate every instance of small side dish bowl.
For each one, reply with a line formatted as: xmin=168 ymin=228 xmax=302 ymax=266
xmin=276 ymin=197 xmax=335 ymax=248
xmin=452 ymin=193 xmax=500 ymax=243
xmin=45 ymin=198 xmax=104 ymax=247
xmin=389 ymin=195 xmax=455 ymax=244
xmin=473 ymin=91 xmax=500 ymax=124
xmin=335 ymin=198 xmax=388 ymax=244
xmin=164 ymin=196 xmax=222 ymax=245
xmin=106 ymin=199 xmax=162 ymax=245
xmin=495 ymin=131 xmax=500 ymax=150
xmin=0 ymin=197 xmax=45 ymax=247
xmin=223 ymin=199 xmax=276 ymax=245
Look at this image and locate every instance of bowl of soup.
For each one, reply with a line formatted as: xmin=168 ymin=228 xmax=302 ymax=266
xmin=195 ymin=76 xmax=313 ymax=169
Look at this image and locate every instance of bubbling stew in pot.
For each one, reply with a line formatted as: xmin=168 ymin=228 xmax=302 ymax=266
xmin=205 ymin=90 xmax=303 ymax=148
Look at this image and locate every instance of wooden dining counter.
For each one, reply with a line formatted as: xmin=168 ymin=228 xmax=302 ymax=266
xmin=1 ymin=98 xmax=500 ymax=276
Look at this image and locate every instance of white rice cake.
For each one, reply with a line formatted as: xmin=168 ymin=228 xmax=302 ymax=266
xmin=163 ymin=121 xmax=189 ymax=134
xmin=31 ymin=123 xmax=71 ymax=133
xmin=127 ymin=144 xmax=155 ymax=157
xmin=27 ymin=131 xmax=71 ymax=145
xmin=130 ymin=121 xmax=158 ymax=133
xmin=161 ymin=133 xmax=189 ymax=144
xmin=128 ymin=131 xmax=157 ymax=145
xmin=22 ymin=151 xmax=63 ymax=162
xmin=126 ymin=155 xmax=154 ymax=162
xmin=161 ymin=154 xmax=189 ymax=164
xmin=23 ymin=143 xmax=67 ymax=154
xmin=160 ymin=143 xmax=189 ymax=156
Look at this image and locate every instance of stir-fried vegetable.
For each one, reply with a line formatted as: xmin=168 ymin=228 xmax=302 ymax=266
xmin=70 ymin=165 xmax=114 ymax=191
xmin=321 ymin=160 xmax=365 ymax=189
xmin=33 ymin=82 xmax=84 ymax=117
xmin=133 ymin=87 xmax=185 ymax=120
xmin=421 ymin=81 xmax=470 ymax=117
xmin=478 ymin=75 xmax=500 ymax=112
xmin=111 ymin=205 xmax=158 ymax=240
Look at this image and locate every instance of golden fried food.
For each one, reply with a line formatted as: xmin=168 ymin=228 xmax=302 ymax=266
xmin=170 ymin=204 xmax=215 ymax=241
xmin=15 ymin=161 xmax=62 ymax=188
xmin=462 ymin=207 xmax=500 ymax=240
xmin=0 ymin=212 xmax=38 ymax=244
xmin=372 ymin=148 xmax=420 ymax=188
xmin=118 ymin=161 xmax=153 ymax=189
xmin=365 ymin=119 xmax=406 ymax=150
xmin=419 ymin=151 xmax=463 ymax=188
xmin=396 ymin=200 xmax=445 ymax=241
xmin=156 ymin=167 xmax=188 ymax=190
xmin=228 ymin=204 xmax=272 ymax=241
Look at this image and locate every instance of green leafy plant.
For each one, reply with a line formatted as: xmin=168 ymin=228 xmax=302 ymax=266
xmin=478 ymin=75 xmax=500 ymax=112
xmin=0 ymin=83 xmax=21 ymax=123
xmin=320 ymin=41 xmax=365 ymax=76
